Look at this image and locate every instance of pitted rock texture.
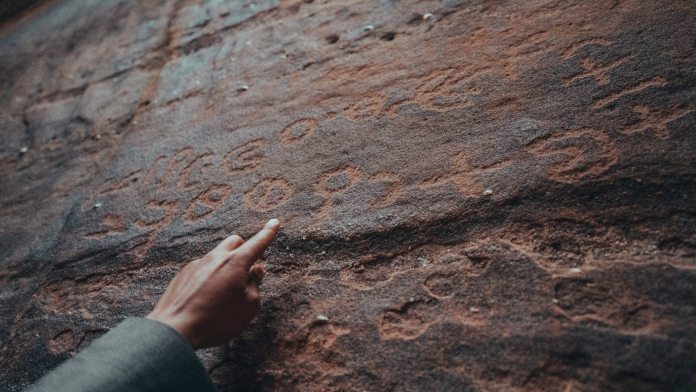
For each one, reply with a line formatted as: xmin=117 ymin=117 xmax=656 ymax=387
xmin=1 ymin=0 xmax=695 ymax=391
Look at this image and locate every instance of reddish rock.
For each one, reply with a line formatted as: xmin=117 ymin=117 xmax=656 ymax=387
xmin=1 ymin=0 xmax=695 ymax=391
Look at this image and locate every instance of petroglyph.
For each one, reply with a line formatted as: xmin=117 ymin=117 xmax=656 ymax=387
xmin=177 ymin=151 xmax=214 ymax=189
xmin=315 ymin=166 xmax=363 ymax=195
xmin=184 ymin=184 xmax=232 ymax=222
xmin=592 ymin=76 xmax=668 ymax=109
xmin=622 ymin=104 xmax=694 ymax=139
xmin=420 ymin=152 xmax=512 ymax=197
xmin=526 ymin=128 xmax=618 ymax=183
xmin=504 ymin=30 xmax=555 ymax=80
xmin=424 ymin=271 xmax=457 ymax=298
xmin=553 ymin=279 xmax=656 ymax=332
xmin=142 ymin=156 xmax=169 ymax=189
xmin=133 ymin=199 xmax=180 ymax=229
xmin=563 ymin=54 xmax=634 ymax=87
xmin=84 ymin=214 xmax=127 ymax=239
xmin=224 ymin=139 xmax=266 ymax=173
xmin=164 ymin=147 xmax=196 ymax=185
xmin=561 ymin=38 xmax=611 ymax=60
xmin=47 ymin=329 xmax=79 ymax=354
xmin=343 ymin=65 xmax=487 ymax=120
xmin=243 ymin=177 xmax=294 ymax=212
xmin=313 ymin=166 xmax=363 ymax=225
xmin=415 ymin=67 xmax=484 ymax=112
xmin=98 ymin=169 xmax=143 ymax=196
xmin=280 ymin=118 xmax=318 ymax=144
xmin=378 ymin=300 xmax=438 ymax=340
xmin=303 ymin=322 xmax=351 ymax=352
xmin=367 ymin=172 xmax=404 ymax=209
xmin=344 ymin=96 xmax=387 ymax=121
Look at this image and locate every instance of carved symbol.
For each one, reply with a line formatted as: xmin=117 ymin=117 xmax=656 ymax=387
xmin=561 ymin=38 xmax=611 ymax=60
xmin=164 ymin=147 xmax=195 ymax=185
xmin=141 ymin=155 xmax=168 ymax=190
xmin=178 ymin=151 xmax=214 ymax=189
xmin=224 ymin=139 xmax=266 ymax=173
xmin=592 ymin=76 xmax=668 ymax=109
xmin=313 ymin=166 xmax=363 ymax=226
xmin=343 ymin=65 xmax=487 ymax=120
xmin=344 ymin=96 xmax=387 ymax=121
xmin=367 ymin=172 xmax=404 ymax=209
xmin=526 ymin=128 xmax=618 ymax=183
xmin=315 ymin=166 xmax=362 ymax=195
xmin=419 ymin=152 xmax=512 ymax=197
xmin=563 ymin=54 xmax=634 ymax=87
xmin=129 ymin=198 xmax=181 ymax=259
xmin=84 ymin=214 xmax=127 ymax=239
xmin=424 ymin=271 xmax=457 ymax=299
xmin=303 ymin=322 xmax=351 ymax=352
xmin=133 ymin=148 xmax=198 ymax=191
xmin=377 ymin=301 xmax=438 ymax=340
xmin=621 ymin=104 xmax=694 ymax=139
xmin=280 ymin=118 xmax=318 ymax=144
xmin=413 ymin=67 xmax=483 ymax=112
xmin=503 ymin=30 xmax=554 ymax=80
xmin=244 ymin=177 xmax=294 ymax=212
xmin=48 ymin=329 xmax=79 ymax=354
xmin=98 ymin=169 xmax=143 ymax=196
xmin=184 ymin=184 xmax=232 ymax=223
xmin=133 ymin=199 xmax=180 ymax=229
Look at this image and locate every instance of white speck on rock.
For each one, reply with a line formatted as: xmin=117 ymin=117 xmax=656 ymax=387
xmin=483 ymin=188 xmax=493 ymax=195
xmin=93 ymin=202 xmax=102 ymax=208
xmin=19 ymin=147 xmax=28 ymax=153
xmin=423 ymin=13 xmax=433 ymax=20
xmin=317 ymin=315 xmax=329 ymax=322
xmin=469 ymin=306 xmax=480 ymax=313
xmin=570 ymin=267 xmax=582 ymax=273
xmin=363 ymin=25 xmax=374 ymax=32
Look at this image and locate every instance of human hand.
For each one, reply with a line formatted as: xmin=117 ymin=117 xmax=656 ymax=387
xmin=147 ymin=219 xmax=280 ymax=349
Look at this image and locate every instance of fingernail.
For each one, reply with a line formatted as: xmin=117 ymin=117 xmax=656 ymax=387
xmin=267 ymin=218 xmax=280 ymax=227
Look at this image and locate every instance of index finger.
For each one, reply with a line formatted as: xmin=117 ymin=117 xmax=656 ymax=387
xmin=234 ymin=219 xmax=280 ymax=266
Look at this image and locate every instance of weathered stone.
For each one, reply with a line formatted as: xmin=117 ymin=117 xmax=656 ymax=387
xmin=1 ymin=0 xmax=695 ymax=391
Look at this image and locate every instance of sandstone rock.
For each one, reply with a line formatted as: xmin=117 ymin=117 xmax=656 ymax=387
xmin=1 ymin=0 xmax=695 ymax=390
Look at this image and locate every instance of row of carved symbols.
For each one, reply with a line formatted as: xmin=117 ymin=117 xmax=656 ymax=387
xmin=312 ymin=166 xmax=405 ymax=227
xmin=525 ymin=128 xmax=618 ymax=184
xmin=343 ymin=65 xmax=486 ymax=120
xmin=91 ymin=115 xmax=319 ymax=204
xmin=563 ymin=38 xmax=693 ymax=139
xmin=419 ymin=127 xmax=620 ymax=193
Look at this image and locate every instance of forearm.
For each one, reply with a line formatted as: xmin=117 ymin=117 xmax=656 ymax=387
xmin=28 ymin=318 xmax=215 ymax=392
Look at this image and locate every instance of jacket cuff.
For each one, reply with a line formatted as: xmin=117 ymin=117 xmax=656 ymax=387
xmin=29 ymin=317 xmax=216 ymax=392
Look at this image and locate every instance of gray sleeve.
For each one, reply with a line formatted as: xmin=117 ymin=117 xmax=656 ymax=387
xmin=28 ymin=318 xmax=216 ymax=392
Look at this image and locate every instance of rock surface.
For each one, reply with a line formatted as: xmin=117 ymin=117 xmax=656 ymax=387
xmin=1 ymin=0 xmax=695 ymax=390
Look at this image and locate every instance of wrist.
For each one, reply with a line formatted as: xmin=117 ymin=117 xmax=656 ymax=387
xmin=146 ymin=312 xmax=201 ymax=349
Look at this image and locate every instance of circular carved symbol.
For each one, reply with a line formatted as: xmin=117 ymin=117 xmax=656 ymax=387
xmin=244 ymin=177 xmax=295 ymax=212
xmin=280 ymin=118 xmax=318 ymax=144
